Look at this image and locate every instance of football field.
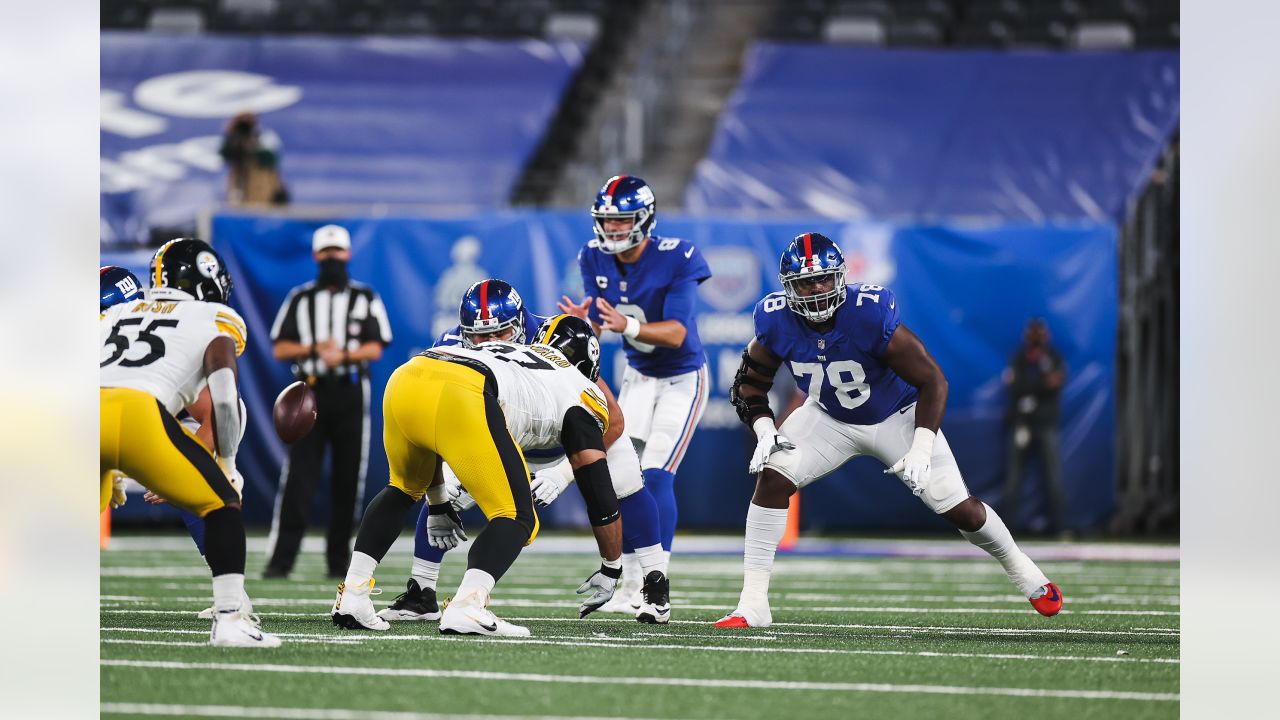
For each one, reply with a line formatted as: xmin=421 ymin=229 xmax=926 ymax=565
xmin=101 ymin=533 xmax=1179 ymax=719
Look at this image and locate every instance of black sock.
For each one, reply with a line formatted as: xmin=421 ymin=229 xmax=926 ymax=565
xmin=202 ymin=507 xmax=246 ymax=577
xmin=352 ymin=486 xmax=417 ymax=562
xmin=466 ymin=517 xmax=530 ymax=583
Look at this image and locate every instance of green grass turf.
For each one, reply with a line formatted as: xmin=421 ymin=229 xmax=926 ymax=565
xmin=101 ymin=534 xmax=1178 ymax=720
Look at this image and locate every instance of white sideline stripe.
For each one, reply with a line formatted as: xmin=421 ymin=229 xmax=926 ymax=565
xmin=100 ymin=703 xmax=670 ymax=720
xmin=101 ymin=627 xmax=643 ymax=644
xmin=99 ymin=628 xmax=1178 ymax=665
xmin=97 ymin=610 xmax=1180 ymax=636
xmin=100 ymin=659 xmax=1178 ymax=702
xmin=99 ymin=595 xmax=1181 ymax=617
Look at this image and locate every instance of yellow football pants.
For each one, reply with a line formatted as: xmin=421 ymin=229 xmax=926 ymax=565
xmin=99 ymin=387 xmax=238 ymax=517
xmin=383 ymin=356 xmax=539 ymax=542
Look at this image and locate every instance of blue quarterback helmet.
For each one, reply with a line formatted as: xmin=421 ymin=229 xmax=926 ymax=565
xmin=590 ymin=175 xmax=656 ymax=255
xmin=459 ymin=278 xmax=526 ymax=348
xmin=779 ymin=232 xmax=848 ymax=323
xmin=100 ymin=265 xmax=142 ymax=311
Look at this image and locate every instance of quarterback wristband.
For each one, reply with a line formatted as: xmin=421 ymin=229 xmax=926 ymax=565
xmin=911 ymin=427 xmax=937 ymax=456
xmin=622 ymin=315 xmax=641 ymax=339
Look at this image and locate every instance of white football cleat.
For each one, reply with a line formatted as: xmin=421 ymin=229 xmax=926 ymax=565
xmin=331 ymin=579 xmax=389 ymax=631
xmin=596 ymin=579 xmax=643 ymax=614
xmin=199 ymin=589 xmax=254 ymax=620
xmin=439 ymin=591 xmax=530 ymax=637
xmin=636 ymin=571 xmax=671 ymax=624
xmin=713 ymin=601 xmax=772 ymax=629
xmin=209 ymin=610 xmax=282 ymax=648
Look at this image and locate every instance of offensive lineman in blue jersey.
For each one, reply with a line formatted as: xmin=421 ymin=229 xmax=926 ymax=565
xmin=380 ymin=278 xmax=672 ymax=623
xmin=560 ymin=175 xmax=711 ymax=612
xmin=715 ymin=233 xmax=1063 ymax=628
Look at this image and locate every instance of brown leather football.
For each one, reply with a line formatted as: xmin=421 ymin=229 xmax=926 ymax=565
xmin=273 ymin=381 xmax=317 ymax=443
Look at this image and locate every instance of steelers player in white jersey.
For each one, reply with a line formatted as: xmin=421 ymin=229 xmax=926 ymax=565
xmin=100 ymin=238 xmax=281 ymax=648
xmin=331 ymin=315 xmax=623 ymax=637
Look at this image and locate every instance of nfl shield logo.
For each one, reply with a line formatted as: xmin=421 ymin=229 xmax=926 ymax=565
xmin=817 ymin=339 xmax=826 ymax=350
xmin=620 ymin=281 xmax=627 ymax=291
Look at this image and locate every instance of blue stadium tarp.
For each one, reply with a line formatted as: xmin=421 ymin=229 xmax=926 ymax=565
xmin=685 ymin=46 xmax=1179 ymax=222
xmin=101 ymin=33 xmax=584 ymax=243
xmin=104 ymin=211 xmax=1117 ymax=534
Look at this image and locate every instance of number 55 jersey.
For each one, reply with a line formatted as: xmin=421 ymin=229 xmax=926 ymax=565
xmin=754 ymin=284 xmax=916 ymax=426
xmin=100 ymin=294 xmax=248 ymax=414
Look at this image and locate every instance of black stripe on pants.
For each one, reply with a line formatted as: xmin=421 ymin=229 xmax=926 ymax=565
xmin=466 ymin=389 xmax=536 ymax=583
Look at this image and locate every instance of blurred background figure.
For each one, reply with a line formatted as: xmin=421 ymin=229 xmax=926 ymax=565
xmin=219 ymin=111 xmax=288 ymax=207
xmin=1002 ymin=318 xmax=1069 ymax=537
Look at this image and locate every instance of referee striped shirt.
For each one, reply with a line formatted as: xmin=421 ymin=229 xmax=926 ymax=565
xmin=270 ymin=280 xmax=393 ymax=380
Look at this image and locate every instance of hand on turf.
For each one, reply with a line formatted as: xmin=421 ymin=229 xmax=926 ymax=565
xmin=426 ymin=506 xmax=468 ymax=550
xmin=576 ymin=566 xmax=620 ymax=618
xmin=530 ymin=467 xmax=571 ymax=507
xmin=557 ymin=295 xmax=592 ymax=320
xmin=748 ymin=429 xmax=796 ymax=475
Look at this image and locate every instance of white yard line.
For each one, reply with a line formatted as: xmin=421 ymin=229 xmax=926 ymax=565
xmin=100 ymin=703 xmax=671 ymax=720
xmin=100 ymin=659 xmax=1179 ymax=702
xmin=99 ymin=627 xmax=1178 ymax=665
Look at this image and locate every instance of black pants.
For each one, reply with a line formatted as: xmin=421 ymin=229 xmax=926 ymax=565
xmin=267 ymin=378 xmax=367 ymax=576
xmin=1001 ymin=421 xmax=1067 ymax=533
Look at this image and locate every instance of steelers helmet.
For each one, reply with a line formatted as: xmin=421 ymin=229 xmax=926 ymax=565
xmin=533 ymin=314 xmax=601 ymax=382
xmin=149 ymin=238 xmax=233 ymax=303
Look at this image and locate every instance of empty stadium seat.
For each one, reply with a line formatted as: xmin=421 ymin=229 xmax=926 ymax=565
xmin=823 ymin=16 xmax=887 ymax=45
xmin=953 ymin=19 xmax=1014 ymax=47
xmin=885 ymin=17 xmax=946 ymax=47
xmin=147 ymin=7 xmax=206 ymax=33
xmin=1073 ymin=20 xmax=1135 ymax=49
xmin=544 ymin=12 xmax=600 ymax=43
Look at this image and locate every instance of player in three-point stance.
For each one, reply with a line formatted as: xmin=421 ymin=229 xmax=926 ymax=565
xmin=99 ymin=239 xmax=280 ymax=647
xmin=716 ymin=233 xmax=1063 ymax=628
xmin=331 ymin=315 xmax=627 ymax=636
xmin=561 ymin=175 xmax=710 ymax=613
xmin=378 ymin=279 xmax=671 ymax=624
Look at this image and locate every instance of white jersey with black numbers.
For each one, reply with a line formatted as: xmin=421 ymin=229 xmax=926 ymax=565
xmin=425 ymin=342 xmax=608 ymax=451
xmin=99 ymin=293 xmax=248 ymax=416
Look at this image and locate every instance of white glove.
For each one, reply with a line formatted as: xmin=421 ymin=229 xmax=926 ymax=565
xmin=228 ymin=469 xmax=244 ymax=500
xmin=885 ymin=427 xmax=936 ymax=497
xmin=530 ymin=466 xmax=572 ymax=507
xmin=110 ymin=472 xmax=129 ymax=509
xmin=748 ymin=417 xmax=796 ymax=475
xmin=576 ymin=564 xmax=621 ymax=618
xmin=441 ymin=464 xmax=463 ymax=504
xmin=451 ymin=489 xmax=476 ymax=512
xmin=426 ymin=505 xmax=468 ymax=550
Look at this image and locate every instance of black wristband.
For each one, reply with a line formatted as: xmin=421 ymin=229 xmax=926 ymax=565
xmin=598 ymin=564 xmax=623 ymax=580
xmin=427 ymin=502 xmax=453 ymax=516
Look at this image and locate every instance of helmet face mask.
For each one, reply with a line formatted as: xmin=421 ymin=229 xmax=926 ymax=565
xmin=459 ymin=279 xmax=525 ymax=349
xmin=591 ymin=175 xmax=656 ymax=255
xmin=779 ymin=233 xmax=848 ymax=323
xmin=533 ymin=314 xmax=601 ymax=382
xmin=149 ymin=238 xmax=233 ymax=303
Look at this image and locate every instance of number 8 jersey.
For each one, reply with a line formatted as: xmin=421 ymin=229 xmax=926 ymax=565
xmin=754 ymin=285 xmax=917 ymax=426
xmin=100 ymin=295 xmax=248 ymax=416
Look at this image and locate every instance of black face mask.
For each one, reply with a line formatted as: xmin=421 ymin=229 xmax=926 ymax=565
xmin=317 ymin=257 xmax=348 ymax=287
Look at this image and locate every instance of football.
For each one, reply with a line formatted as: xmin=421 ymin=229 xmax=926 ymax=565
xmin=273 ymin=381 xmax=317 ymax=443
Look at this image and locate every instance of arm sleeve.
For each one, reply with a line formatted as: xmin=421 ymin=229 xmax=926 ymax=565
xmin=360 ymin=291 xmax=393 ymax=344
xmin=560 ymin=406 xmax=606 ymax=456
xmin=270 ymin=289 xmax=301 ymax=343
xmin=678 ymin=243 xmax=713 ymax=284
xmin=661 ymin=279 xmax=699 ymax=327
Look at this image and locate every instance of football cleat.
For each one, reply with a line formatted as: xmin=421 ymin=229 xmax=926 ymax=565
xmin=331 ymin=579 xmax=389 ymax=631
xmin=596 ymin=579 xmax=642 ymax=614
xmin=1029 ymin=582 xmax=1064 ymax=617
xmin=378 ymin=579 xmax=441 ymax=622
xmin=199 ymin=589 xmax=255 ymax=620
xmin=439 ymin=591 xmax=530 ymax=637
xmin=636 ymin=570 xmax=670 ymax=624
xmin=713 ymin=601 xmax=772 ymax=629
xmin=210 ymin=610 xmax=281 ymax=648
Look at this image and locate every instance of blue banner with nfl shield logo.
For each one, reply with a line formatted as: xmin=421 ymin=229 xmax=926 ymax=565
xmin=105 ymin=211 xmax=1116 ymax=533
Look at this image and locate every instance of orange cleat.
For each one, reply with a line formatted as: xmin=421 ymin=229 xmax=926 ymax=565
xmin=714 ymin=614 xmax=751 ymax=629
xmin=1029 ymin=582 xmax=1063 ymax=617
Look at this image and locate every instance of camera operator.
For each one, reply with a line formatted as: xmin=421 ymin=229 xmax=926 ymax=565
xmin=219 ymin=111 xmax=289 ymax=207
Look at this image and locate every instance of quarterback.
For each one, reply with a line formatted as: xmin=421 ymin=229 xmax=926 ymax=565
xmin=99 ymin=239 xmax=279 ymax=647
xmin=716 ymin=233 xmax=1062 ymax=628
xmin=331 ymin=315 xmax=626 ymax=637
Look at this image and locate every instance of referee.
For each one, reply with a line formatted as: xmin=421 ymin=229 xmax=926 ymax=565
xmin=265 ymin=224 xmax=393 ymax=579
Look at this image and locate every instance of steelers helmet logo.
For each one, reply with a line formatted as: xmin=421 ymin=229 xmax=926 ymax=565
xmin=587 ymin=335 xmax=600 ymax=364
xmin=196 ymin=251 xmax=221 ymax=279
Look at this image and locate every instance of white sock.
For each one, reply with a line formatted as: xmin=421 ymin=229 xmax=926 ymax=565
xmin=959 ymin=503 xmax=1050 ymax=597
xmin=343 ymin=551 xmax=379 ymax=589
xmin=212 ymin=573 xmax=245 ymax=613
xmin=741 ymin=503 xmax=788 ymax=604
xmin=411 ymin=557 xmax=441 ymax=591
xmin=635 ymin=543 xmax=667 ymax=577
xmin=455 ymin=568 xmax=497 ymax=603
xmin=619 ymin=552 xmax=641 ymax=588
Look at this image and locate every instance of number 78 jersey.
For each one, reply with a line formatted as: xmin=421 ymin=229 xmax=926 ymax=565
xmin=754 ymin=285 xmax=917 ymax=426
xmin=100 ymin=298 xmax=248 ymax=417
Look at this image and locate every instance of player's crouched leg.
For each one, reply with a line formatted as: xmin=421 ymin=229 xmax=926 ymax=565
xmin=203 ymin=505 xmax=281 ymax=648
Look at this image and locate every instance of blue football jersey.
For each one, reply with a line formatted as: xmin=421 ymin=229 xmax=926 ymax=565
xmin=754 ymin=285 xmax=918 ymax=426
xmin=434 ymin=308 xmax=549 ymax=348
xmin=579 ymin=234 xmax=712 ymax=378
